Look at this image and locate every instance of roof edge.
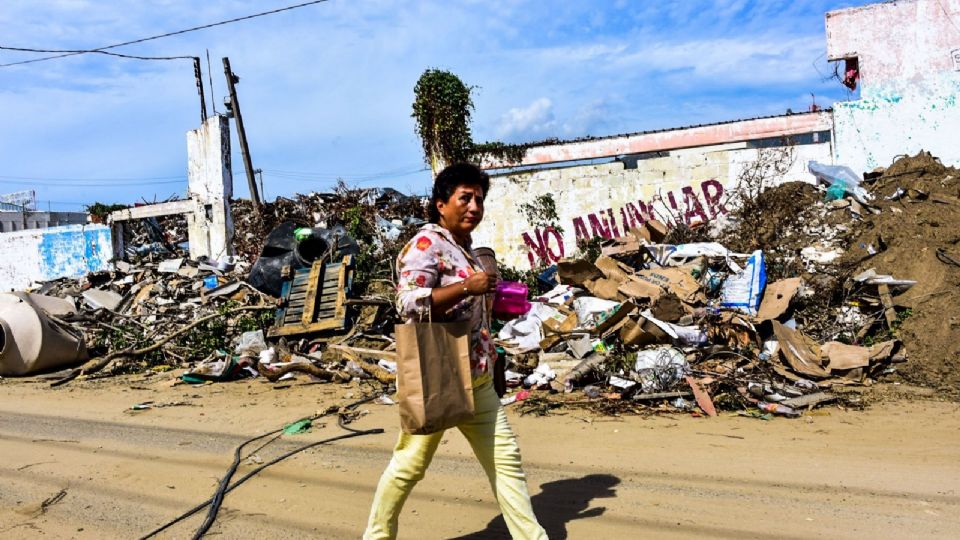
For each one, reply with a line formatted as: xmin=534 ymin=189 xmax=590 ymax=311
xmin=481 ymin=109 xmax=834 ymax=169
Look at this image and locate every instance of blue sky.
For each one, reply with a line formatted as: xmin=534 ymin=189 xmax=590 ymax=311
xmin=0 ymin=0 xmax=871 ymax=211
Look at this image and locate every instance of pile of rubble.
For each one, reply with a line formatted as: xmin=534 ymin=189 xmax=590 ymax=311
xmin=494 ymin=151 xmax=960 ymax=416
xmin=232 ymin=184 xmax=427 ymax=266
xmin=25 ymin=255 xmax=275 ymax=384
xmin=3 ymin=152 xmax=956 ymax=417
xmin=842 ymin=152 xmax=960 ymax=390
xmin=0 ymin=185 xmax=428 ymax=388
xmin=494 ymin=228 xmax=904 ymax=418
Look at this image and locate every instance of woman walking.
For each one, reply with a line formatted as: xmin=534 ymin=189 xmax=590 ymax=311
xmin=363 ymin=163 xmax=547 ymax=539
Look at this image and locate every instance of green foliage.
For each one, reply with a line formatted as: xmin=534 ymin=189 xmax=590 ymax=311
xmin=321 ymin=182 xmax=429 ymax=293
xmin=93 ymin=323 xmax=165 ymax=365
xmin=862 ymin=308 xmax=913 ymax=347
xmin=519 ymin=194 xmax=563 ymax=234
xmin=499 ymin=265 xmax=541 ymax=292
xmin=340 ymin=204 xmax=385 ymax=293
xmin=605 ymin=350 xmax=635 ymax=375
xmin=411 ymin=69 xmax=538 ymax=170
xmin=86 ymin=202 xmax=129 ymax=219
xmin=96 ymin=304 xmax=273 ymax=371
xmin=179 ymin=303 xmax=274 ymax=360
xmin=470 ymin=141 xmax=529 ymax=165
xmin=179 ymin=313 xmax=230 ymax=357
xmin=235 ymin=308 xmax=275 ymax=334
xmin=344 ymin=206 xmax=371 ymax=243
xmin=573 ymin=237 xmax=603 ymax=263
xmin=412 ymin=69 xmax=475 ymax=169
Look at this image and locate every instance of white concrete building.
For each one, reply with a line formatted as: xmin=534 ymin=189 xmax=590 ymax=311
xmin=828 ymin=0 xmax=960 ymax=175
xmin=475 ymin=112 xmax=834 ymax=269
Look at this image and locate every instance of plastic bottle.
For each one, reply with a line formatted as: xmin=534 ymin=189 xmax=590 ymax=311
xmin=757 ymin=401 xmax=800 ymax=417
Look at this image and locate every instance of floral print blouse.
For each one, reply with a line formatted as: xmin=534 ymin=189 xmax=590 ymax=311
xmin=396 ymin=224 xmax=496 ymax=378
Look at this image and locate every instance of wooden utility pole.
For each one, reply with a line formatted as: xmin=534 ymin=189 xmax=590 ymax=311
xmin=222 ymin=57 xmax=262 ymax=212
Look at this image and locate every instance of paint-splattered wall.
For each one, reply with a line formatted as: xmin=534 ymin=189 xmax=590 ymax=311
xmin=0 ymin=224 xmax=113 ymax=291
xmin=827 ymin=0 xmax=960 ymax=174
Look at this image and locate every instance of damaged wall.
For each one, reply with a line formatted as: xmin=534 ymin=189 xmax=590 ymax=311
xmin=185 ymin=114 xmax=234 ymax=261
xmin=0 ymin=224 xmax=113 ymax=291
xmin=475 ymin=112 xmax=833 ymax=269
xmin=827 ymin=0 xmax=960 ymax=174
xmin=109 ymin=115 xmax=234 ymax=262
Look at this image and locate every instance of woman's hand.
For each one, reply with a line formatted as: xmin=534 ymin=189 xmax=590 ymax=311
xmin=464 ymin=271 xmax=497 ymax=296
xmin=429 ymin=271 xmax=496 ymax=316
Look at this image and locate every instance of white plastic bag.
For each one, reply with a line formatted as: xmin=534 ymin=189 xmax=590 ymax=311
xmin=571 ymin=297 xmax=620 ymax=329
xmin=808 ymin=160 xmax=871 ymax=202
xmin=497 ymin=302 xmax=560 ymax=352
xmin=633 ymin=346 xmax=687 ymax=392
xmin=235 ymin=329 xmax=267 ymax=356
xmin=640 ymin=310 xmax=708 ymax=346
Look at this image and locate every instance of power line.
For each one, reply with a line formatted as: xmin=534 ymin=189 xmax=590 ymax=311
xmin=0 ymin=0 xmax=332 ymax=68
xmin=263 ymin=163 xmax=425 ymax=176
xmin=0 ymin=45 xmax=195 ymax=62
xmin=43 ymin=200 xmax=93 ymax=207
xmin=260 ymin=167 xmax=428 ymax=180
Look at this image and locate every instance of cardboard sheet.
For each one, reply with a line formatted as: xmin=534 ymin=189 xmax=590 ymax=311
xmin=634 ymin=265 xmax=701 ymax=302
xmin=557 ymin=259 xmax=603 ymax=287
xmin=772 ymin=321 xmax=830 ymax=378
xmin=821 ymin=341 xmax=871 ymax=370
xmin=756 ymin=277 xmax=802 ymax=321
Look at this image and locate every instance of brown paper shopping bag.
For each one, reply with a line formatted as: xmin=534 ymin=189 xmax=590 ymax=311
xmin=395 ymin=320 xmax=475 ymax=434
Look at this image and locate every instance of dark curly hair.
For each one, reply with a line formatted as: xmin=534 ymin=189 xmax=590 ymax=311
xmin=428 ymin=163 xmax=491 ymax=224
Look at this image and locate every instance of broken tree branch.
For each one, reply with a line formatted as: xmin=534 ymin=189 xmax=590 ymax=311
xmin=50 ymin=305 xmax=273 ymax=388
xmin=325 ymin=344 xmax=396 ymax=384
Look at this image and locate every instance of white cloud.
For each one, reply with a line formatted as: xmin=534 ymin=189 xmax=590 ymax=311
xmin=496 ymin=97 xmax=557 ymax=141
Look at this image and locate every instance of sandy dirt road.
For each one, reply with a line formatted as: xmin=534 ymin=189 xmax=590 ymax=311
xmin=1 ymin=376 xmax=958 ymax=539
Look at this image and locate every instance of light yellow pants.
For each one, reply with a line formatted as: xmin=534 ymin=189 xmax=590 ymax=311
xmin=363 ymin=378 xmax=548 ymax=539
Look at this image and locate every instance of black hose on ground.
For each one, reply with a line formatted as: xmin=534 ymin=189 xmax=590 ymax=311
xmin=139 ymin=395 xmax=384 ymax=539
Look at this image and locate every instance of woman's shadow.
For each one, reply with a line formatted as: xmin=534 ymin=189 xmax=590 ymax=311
xmin=451 ymin=474 xmax=620 ymax=539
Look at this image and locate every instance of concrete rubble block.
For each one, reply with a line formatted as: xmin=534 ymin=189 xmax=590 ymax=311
xmin=158 ymin=258 xmax=185 ymax=273
xmin=82 ymin=288 xmax=123 ymax=311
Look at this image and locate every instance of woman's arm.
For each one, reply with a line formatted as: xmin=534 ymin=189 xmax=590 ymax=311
xmin=429 ymin=272 xmax=497 ymax=316
xmin=396 ymin=232 xmax=497 ymax=320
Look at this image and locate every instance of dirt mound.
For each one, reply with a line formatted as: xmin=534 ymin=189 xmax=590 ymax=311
xmin=716 ymin=154 xmax=960 ymax=392
xmin=848 ymin=152 xmax=960 ymax=391
xmin=878 ymin=150 xmax=954 ymax=184
xmin=722 ymin=181 xmax=820 ymax=254
xmin=752 ymin=182 xmax=822 ymax=250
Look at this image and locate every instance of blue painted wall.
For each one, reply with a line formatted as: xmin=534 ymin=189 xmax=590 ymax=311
xmin=36 ymin=225 xmax=113 ymax=281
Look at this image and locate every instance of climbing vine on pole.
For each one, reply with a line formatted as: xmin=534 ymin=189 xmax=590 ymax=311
xmin=412 ymin=69 xmax=475 ymax=176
